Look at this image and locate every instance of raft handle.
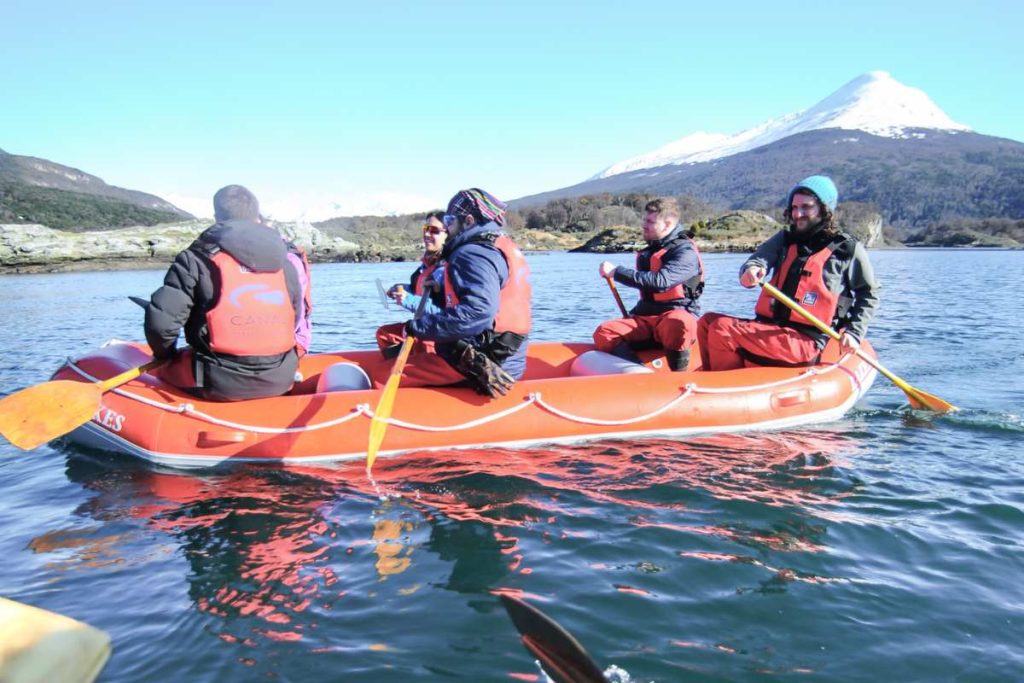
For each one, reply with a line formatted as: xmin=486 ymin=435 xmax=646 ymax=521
xmin=196 ymin=430 xmax=250 ymax=447
xmin=771 ymin=389 xmax=810 ymax=409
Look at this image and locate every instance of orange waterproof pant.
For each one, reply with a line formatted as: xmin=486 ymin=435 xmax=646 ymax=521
xmin=592 ymin=310 xmax=698 ymax=353
xmin=696 ymin=313 xmax=819 ymax=371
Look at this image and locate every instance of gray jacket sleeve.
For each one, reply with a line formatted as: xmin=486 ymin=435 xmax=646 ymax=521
xmin=144 ymin=249 xmax=201 ymax=359
xmin=842 ymin=242 xmax=880 ymax=343
xmin=742 ymin=230 xmax=787 ymax=278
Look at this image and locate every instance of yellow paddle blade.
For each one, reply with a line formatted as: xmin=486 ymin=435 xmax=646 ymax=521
xmin=852 ymin=351 xmax=958 ymax=413
xmin=366 ymin=376 xmax=401 ymax=469
xmin=366 ymin=336 xmax=416 ymax=470
xmin=0 ymin=359 xmax=162 ymax=451
xmin=0 ymin=381 xmax=104 ymax=451
xmin=895 ymin=377 xmax=959 ymax=413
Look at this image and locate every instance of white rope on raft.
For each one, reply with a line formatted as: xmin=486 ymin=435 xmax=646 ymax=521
xmin=529 ymin=386 xmax=695 ymax=426
xmin=68 ymin=360 xmax=369 ymax=434
xmin=66 ymin=355 xmax=848 ymax=435
xmin=382 ymin=396 xmax=537 ymax=431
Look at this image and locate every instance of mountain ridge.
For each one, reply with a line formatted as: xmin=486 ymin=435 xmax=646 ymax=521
xmin=593 ymin=71 xmax=972 ymax=178
xmin=0 ymin=147 xmax=190 ymax=219
xmin=514 ymin=128 xmax=1024 ymax=232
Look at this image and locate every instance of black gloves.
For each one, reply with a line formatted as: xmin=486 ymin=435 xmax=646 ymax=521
xmin=455 ymin=343 xmax=515 ymax=398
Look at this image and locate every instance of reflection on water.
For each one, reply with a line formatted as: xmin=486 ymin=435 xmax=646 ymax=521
xmin=36 ymin=429 xmax=864 ymax=678
xmin=372 ymin=516 xmax=416 ymax=580
xmin=3 ymin=251 xmax=1020 ymax=681
xmin=27 ymin=525 xmax=132 ymax=571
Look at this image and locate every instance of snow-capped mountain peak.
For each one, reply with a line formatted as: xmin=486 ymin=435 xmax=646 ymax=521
xmin=594 ymin=71 xmax=970 ymax=179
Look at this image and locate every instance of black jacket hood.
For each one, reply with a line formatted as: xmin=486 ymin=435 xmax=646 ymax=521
xmin=202 ymin=219 xmax=287 ymax=272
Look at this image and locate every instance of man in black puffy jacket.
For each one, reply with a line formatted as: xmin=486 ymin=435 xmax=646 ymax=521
xmin=593 ymin=197 xmax=703 ymax=371
xmin=144 ymin=185 xmax=303 ymax=400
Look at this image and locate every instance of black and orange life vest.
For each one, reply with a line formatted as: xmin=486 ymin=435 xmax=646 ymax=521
xmin=755 ymin=238 xmax=845 ymax=327
xmin=639 ymin=237 xmax=705 ymax=303
xmin=205 ymin=251 xmax=296 ymax=356
xmin=443 ymin=234 xmax=531 ymax=335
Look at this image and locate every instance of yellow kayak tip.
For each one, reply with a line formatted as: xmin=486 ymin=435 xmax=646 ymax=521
xmin=0 ymin=597 xmax=111 ymax=683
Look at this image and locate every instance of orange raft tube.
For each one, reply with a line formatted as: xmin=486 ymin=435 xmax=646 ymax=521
xmin=52 ymin=339 xmax=878 ymax=469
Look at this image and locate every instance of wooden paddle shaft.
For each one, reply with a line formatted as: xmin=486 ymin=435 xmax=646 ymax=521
xmin=605 ymin=276 xmax=628 ymax=317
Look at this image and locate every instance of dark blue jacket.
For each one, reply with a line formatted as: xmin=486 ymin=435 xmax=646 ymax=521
xmin=408 ymin=222 xmax=528 ymax=379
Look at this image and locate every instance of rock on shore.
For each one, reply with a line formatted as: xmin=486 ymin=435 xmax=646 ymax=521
xmin=0 ymin=220 xmax=358 ymax=273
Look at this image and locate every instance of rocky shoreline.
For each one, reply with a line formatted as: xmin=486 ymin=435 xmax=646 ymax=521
xmin=2 ymin=209 xmax=1012 ymax=275
xmin=0 ymin=220 xmax=360 ymax=274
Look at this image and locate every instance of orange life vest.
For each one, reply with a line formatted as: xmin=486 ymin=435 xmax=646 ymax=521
xmin=642 ymin=238 xmax=705 ymax=302
xmin=443 ymin=234 xmax=531 ymax=335
xmin=205 ymin=251 xmax=297 ymax=356
xmin=755 ymin=242 xmax=841 ymax=326
xmin=414 ymin=261 xmax=440 ymax=296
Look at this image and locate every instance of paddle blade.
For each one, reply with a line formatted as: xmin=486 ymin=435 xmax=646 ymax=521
xmin=905 ymin=386 xmax=958 ymax=413
xmin=501 ymin=595 xmax=608 ymax=683
xmin=0 ymin=381 xmax=103 ymax=451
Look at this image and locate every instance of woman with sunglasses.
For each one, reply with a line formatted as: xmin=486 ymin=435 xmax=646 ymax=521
xmin=375 ymin=211 xmax=449 ymax=357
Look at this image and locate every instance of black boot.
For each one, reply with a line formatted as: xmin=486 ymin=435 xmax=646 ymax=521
xmin=610 ymin=341 xmax=642 ymax=364
xmin=666 ymin=349 xmax=690 ymax=372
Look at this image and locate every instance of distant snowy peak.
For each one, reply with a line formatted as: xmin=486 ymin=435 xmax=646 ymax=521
xmin=595 ymin=71 xmax=971 ymax=179
xmin=802 ymin=71 xmax=969 ymax=135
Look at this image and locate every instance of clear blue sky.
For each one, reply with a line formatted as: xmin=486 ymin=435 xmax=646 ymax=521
xmin=2 ymin=0 xmax=1021 ymax=219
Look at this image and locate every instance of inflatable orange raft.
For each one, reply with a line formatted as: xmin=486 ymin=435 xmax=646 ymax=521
xmin=52 ymin=339 xmax=877 ymax=468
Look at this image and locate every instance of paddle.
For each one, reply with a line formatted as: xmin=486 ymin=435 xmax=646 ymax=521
xmin=500 ymin=594 xmax=608 ymax=683
xmin=0 ymin=359 xmax=164 ymax=451
xmin=605 ymin=276 xmax=628 ymax=317
xmin=760 ymin=280 xmax=958 ymax=413
xmin=366 ymin=284 xmax=433 ymax=472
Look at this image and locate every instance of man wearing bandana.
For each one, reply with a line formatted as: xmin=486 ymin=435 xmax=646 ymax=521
xmin=373 ymin=188 xmax=532 ymax=397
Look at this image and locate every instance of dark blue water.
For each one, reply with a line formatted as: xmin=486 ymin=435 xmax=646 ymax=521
xmin=1 ymin=250 xmax=1022 ymax=682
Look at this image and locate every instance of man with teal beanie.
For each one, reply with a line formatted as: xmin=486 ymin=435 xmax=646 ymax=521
xmin=696 ymin=175 xmax=880 ymax=370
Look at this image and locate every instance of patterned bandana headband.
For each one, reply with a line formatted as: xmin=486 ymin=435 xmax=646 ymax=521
xmin=447 ymin=188 xmax=507 ymax=226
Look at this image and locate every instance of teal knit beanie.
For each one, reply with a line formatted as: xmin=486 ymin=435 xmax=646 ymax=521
xmin=788 ymin=175 xmax=838 ymax=212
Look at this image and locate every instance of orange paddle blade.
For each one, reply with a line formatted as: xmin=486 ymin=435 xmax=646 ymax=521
xmin=366 ymin=335 xmax=415 ymax=470
xmin=0 ymin=381 xmax=104 ymax=451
